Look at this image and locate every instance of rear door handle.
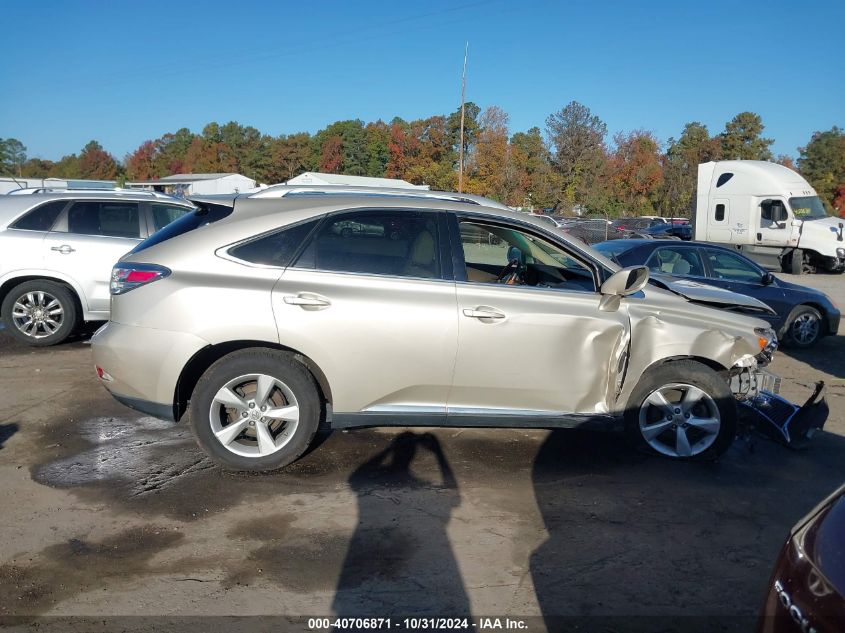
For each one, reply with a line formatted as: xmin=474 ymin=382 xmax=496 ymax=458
xmin=50 ymin=245 xmax=75 ymax=254
xmin=463 ymin=307 xmax=506 ymax=320
xmin=283 ymin=293 xmax=331 ymax=308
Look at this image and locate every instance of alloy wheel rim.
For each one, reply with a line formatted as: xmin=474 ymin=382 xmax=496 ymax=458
xmin=638 ymin=383 xmax=721 ymax=458
xmin=209 ymin=373 xmax=300 ymax=458
xmin=792 ymin=313 xmax=819 ymax=345
xmin=11 ymin=291 xmax=64 ymax=339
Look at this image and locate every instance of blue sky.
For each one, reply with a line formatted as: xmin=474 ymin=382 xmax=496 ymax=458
xmin=1 ymin=0 xmax=842 ymax=161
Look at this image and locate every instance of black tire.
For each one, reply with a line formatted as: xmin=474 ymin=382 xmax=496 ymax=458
xmin=1 ymin=280 xmax=80 ymax=347
xmin=189 ymin=348 xmax=321 ymax=472
xmin=789 ymin=249 xmax=804 ymax=275
xmin=624 ymin=360 xmax=736 ymax=461
xmin=782 ymin=305 xmax=823 ymax=349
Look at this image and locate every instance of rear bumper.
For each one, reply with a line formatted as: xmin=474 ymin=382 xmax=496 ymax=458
xmin=91 ymin=321 xmax=209 ymax=414
xmin=111 ymin=393 xmax=176 ymax=422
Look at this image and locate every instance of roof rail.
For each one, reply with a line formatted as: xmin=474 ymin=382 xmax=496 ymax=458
xmin=248 ymin=184 xmax=511 ymax=210
xmin=5 ymin=187 xmax=182 ymax=199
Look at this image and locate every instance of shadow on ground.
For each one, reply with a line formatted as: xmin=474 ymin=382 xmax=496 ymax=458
xmin=16 ymin=399 xmax=845 ymax=624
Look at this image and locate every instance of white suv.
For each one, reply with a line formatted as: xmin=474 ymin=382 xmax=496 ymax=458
xmin=0 ymin=191 xmax=195 ymax=346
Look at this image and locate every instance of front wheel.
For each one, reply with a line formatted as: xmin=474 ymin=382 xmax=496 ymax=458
xmin=189 ymin=349 xmax=321 ymax=472
xmin=783 ymin=305 xmax=823 ymax=348
xmin=625 ymin=360 xmax=736 ymax=461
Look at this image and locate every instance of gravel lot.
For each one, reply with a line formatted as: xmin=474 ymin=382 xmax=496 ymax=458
xmin=0 ymin=273 xmax=843 ymax=631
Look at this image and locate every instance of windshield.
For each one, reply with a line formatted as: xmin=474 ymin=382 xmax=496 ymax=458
xmin=591 ymin=241 xmax=631 ymax=265
xmin=790 ymin=196 xmax=828 ymax=220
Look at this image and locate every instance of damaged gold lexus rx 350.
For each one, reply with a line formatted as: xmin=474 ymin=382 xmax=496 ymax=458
xmin=91 ymin=186 xmax=828 ymax=471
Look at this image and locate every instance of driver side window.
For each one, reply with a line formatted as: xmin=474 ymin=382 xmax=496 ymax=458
xmin=458 ymin=221 xmax=595 ymax=292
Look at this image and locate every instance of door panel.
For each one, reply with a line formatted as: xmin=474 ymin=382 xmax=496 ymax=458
xmin=43 ymin=201 xmax=142 ymax=314
xmin=271 ymin=269 xmax=458 ymax=413
xmin=450 ymin=283 xmax=628 ymax=414
xmin=449 ymin=217 xmax=628 ymax=416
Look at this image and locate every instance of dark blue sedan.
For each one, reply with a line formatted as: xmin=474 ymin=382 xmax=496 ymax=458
xmin=593 ymin=239 xmax=840 ymax=348
xmin=641 ymin=223 xmax=692 ymax=240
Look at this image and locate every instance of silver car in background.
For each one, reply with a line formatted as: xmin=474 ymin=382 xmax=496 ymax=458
xmin=0 ymin=190 xmax=195 ymax=345
xmin=91 ymin=188 xmax=818 ymax=471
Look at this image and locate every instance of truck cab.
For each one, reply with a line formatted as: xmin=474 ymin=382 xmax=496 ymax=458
xmin=694 ymin=160 xmax=845 ymax=274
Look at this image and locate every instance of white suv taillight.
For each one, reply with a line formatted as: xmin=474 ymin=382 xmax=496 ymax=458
xmin=110 ymin=263 xmax=171 ymax=295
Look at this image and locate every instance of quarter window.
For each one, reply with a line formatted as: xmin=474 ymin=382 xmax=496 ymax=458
xmin=459 ymin=221 xmax=595 ymax=292
xmin=230 ymin=219 xmax=321 ymax=267
xmin=67 ymin=201 xmax=140 ymax=238
xmin=297 ymin=211 xmax=441 ymax=279
xmin=647 ymin=247 xmax=704 ymax=277
xmin=9 ymin=200 xmax=67 ymax=232
xmin=151 ymin=204 xmax=193 ymax=232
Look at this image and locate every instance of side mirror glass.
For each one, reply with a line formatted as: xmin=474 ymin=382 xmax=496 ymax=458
xmin=771 ymin=202 xmax=788 ymax=223
xmin=601 ymin=266 xmax=649 ymax=296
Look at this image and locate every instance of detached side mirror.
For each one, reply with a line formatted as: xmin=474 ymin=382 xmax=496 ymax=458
xmin=762 ymin=272 xmax=775 ymax=285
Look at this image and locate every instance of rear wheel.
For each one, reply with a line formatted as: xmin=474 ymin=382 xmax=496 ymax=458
xmin=189 ymin=349 xmax=321 ymax=472
xmin=1 ymin=280 xmax=79 ymax=346
xmin=625 ymin=361 xmax=736 ymax=461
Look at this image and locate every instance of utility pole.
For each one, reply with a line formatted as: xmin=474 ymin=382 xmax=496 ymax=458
xmin=458 ymin=41 xmax=468 ymax=193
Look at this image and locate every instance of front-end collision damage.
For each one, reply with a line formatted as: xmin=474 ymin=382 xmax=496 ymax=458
xmin=617 ymin=306 xmax=828 ymax=448
xmin=727 ymin=330 xmax=829 ymax=448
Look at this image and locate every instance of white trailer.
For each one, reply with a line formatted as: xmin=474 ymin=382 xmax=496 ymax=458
xmin=693 ymin=160 xmax=845 ymax=274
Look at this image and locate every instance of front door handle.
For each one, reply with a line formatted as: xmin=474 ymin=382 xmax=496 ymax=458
xmin=463 ymin=307 xmax=506 ymax=320
xmin=283 ymin=293 xmax=331 ymax=308
xmin=50 ymin=245 xmax=75 ymax=254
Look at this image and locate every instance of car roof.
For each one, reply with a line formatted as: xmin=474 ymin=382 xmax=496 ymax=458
xmin=0 ymin=191 xmax=194 ymax=230
xmin=136 ymin=192 xmax=609 ymax=267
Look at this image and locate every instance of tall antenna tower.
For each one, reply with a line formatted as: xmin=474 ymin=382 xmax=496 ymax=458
xmin=458 ymin=42 xmax=468 ymax=193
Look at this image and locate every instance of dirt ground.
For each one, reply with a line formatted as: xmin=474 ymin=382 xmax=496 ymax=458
xmin=0 ymin=273 xmax=843 ymax=632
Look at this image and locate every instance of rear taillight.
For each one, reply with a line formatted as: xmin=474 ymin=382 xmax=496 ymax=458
xmin=110 ymin=263 xmax=170 ymax=295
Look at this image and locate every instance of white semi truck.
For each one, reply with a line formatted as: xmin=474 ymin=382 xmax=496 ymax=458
xmin=694 ymin=160 xmax=845 ymax=274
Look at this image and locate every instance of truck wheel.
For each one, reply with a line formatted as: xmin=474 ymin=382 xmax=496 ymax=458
xmin=1 ymin=280 xmax=80 ymax=346
xmin=788 ymin=249 xmax=804 ymax=275
xmin=783 ymin=305 xmax=823 ymax=348
xmin=625 ymin=360 xmax=736 ymax=461
xmin=189 ymin=348 xmax=321 ymax=472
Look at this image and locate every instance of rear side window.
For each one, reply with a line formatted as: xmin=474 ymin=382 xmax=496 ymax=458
xmin=296 ymin=210 xmax=441 ymax=279
xmin=129 ymin=202 xmax=235 ymax=254
xmin=68 ymin=201 xmax=140 ymax=238
xmin=10 ymin=200 xmax=67 ymax=231
xmin=647 ymin=247 xmax=705 ymax=277
xmin=229 ymin=219 xmax=321 ymax=267
xmin=151 ymin=203 xmax=193 ymax=231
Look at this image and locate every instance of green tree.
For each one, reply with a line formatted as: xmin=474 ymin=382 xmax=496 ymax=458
xmin=364 ymin=121 xmax=390 ymax=177
xmin=660 ymin=122 xmax=721 ymax=215
xmin=720 ymin=112 xmax=773 ymax=160
xmin=0 ymin=138 xmax=27 ymax=176
xmin=797 ymin=127 xmax=845 ymax=213
xmin=545 ymin=101 xmax=608 ymax=210
xmin=20 ymin=158 xmax=55 ymax=178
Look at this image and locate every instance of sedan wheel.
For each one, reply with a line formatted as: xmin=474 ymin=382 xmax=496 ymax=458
xmin=788 ymin=310 xmax=821 ymax=347
xmin=638 ymin=383 xmax=721 ymax=458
